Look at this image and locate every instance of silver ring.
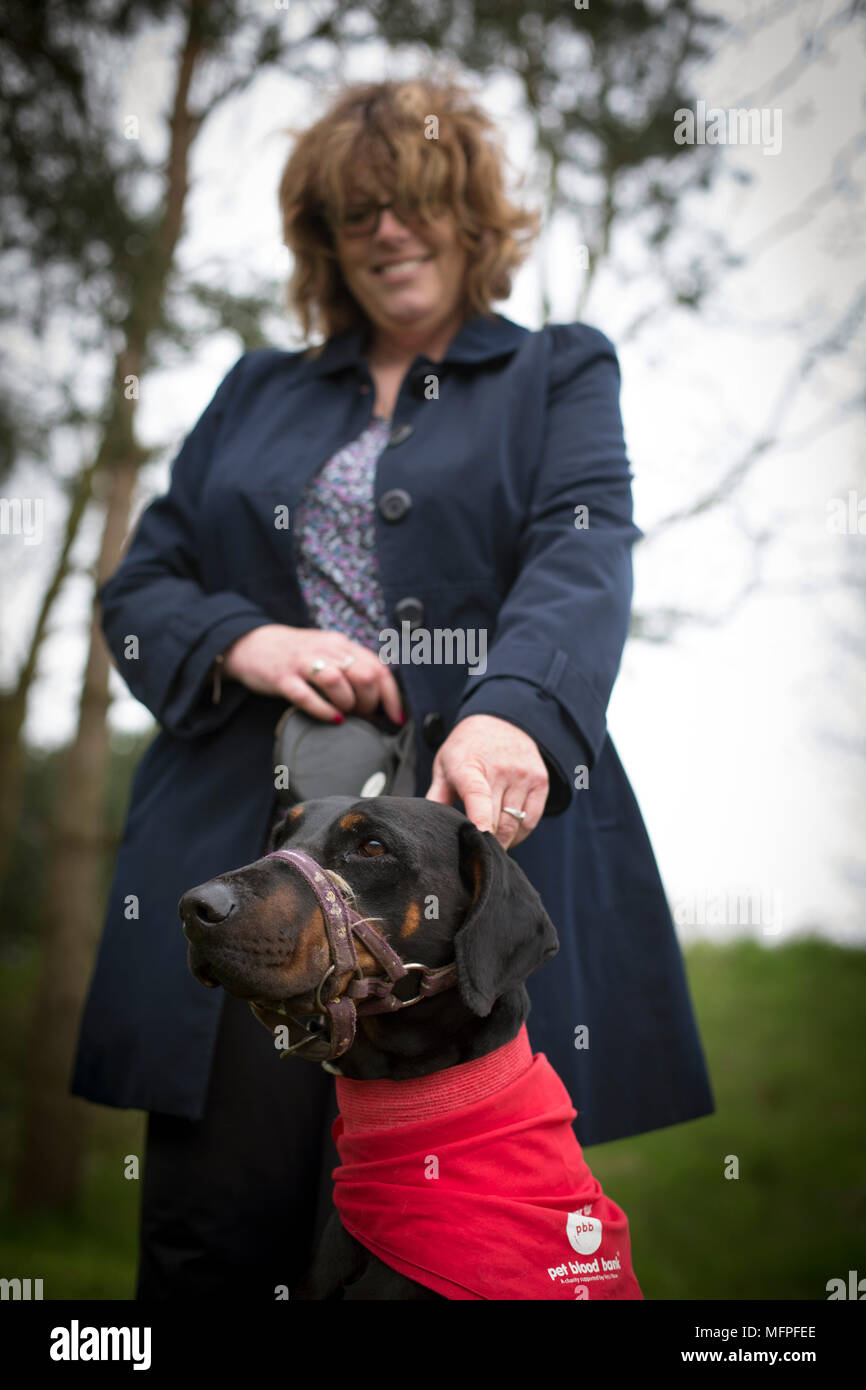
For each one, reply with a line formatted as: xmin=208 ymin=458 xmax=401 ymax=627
xmin=502 ymin=805 xmax=527 ymax=822
xmin=339 ymin=654 xmax=357 ymax=670
xmin=310 ymin=659 xmax=327 ymax=677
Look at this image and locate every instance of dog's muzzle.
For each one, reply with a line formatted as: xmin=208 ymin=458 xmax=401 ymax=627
xmin=262 ymin=848 xmax=457 ymax=1065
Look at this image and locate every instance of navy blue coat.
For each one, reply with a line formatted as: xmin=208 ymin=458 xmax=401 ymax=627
xmin=71 ymin=310 xmax=714 ymax=1147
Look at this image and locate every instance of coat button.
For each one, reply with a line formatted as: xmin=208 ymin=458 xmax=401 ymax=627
xmin=388 ymin=422 xmax=413 ymax=447
xmin=378 ymin=488 xmax=412 ymax=523
xmin=423 ymin=712 xmax=445 ymax=750
xmin=394 ymin=596 xmax=424 ymax=629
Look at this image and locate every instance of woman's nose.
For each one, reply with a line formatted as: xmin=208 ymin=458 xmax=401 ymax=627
xmin=375 ymin=206 xmax=412 ymax=238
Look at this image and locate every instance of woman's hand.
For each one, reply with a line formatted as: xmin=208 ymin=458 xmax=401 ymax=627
xmin=221 ymin=624 xmax=405 ymax=724
xmin=425 ymin=714 xmax=549 ymax=849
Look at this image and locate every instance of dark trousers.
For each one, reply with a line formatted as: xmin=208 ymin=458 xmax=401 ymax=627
xmin=136 ymin=993 xmax=341 ymax=1300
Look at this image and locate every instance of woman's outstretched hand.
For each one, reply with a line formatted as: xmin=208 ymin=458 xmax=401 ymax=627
xmin=221 ymin=625 xmax=405 ymax=724
xmin=425 ymin=713 xmax=549 ymax=849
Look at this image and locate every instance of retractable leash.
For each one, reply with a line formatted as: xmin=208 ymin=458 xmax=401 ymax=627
xmin=263 ymin=849 xmax=457 ymax=1064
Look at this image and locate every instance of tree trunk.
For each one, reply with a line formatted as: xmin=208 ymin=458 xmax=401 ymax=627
xmin=12 ymin=445 xmax=139 ymax=1208
xmin=0 ymin=461 xmax=99 ymax=891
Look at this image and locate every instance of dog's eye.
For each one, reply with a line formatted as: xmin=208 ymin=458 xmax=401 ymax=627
xmin=358 ymin=838 xmax=387 ymax=857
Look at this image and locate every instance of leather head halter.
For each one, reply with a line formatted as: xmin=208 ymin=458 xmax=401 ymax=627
xmin=263 ymin=848 xmax=457 ymax=1065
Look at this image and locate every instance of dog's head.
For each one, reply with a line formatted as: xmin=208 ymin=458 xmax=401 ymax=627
xmin=179 ymin=796 xmax=558 ymax=1055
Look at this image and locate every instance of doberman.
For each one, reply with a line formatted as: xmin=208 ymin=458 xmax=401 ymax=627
xmin=179 ymin=796 xmax=642 ymax=1301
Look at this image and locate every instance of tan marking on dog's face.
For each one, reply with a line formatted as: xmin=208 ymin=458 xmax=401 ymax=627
xmin=339 ymin=812 xmax=366 ymax=831
xmin=270 ymin=902 xmax=380 ymax=1007
xmin=271 ymin=903 xmax=329 ymax=999
xmin=288 ymin=805 xmax=305 ymax=821
xmin=400 ymin=899 xmax=422 ymax=937
xmin=353 ymin=942 xmax=378 ymax=975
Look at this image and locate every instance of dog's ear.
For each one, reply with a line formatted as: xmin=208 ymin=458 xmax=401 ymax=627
xmin=453 ymin=820 xmax=559 ymax=1017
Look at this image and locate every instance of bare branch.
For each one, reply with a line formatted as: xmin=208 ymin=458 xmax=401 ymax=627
xmin=644 ymin=286 xmax=866 ymax=539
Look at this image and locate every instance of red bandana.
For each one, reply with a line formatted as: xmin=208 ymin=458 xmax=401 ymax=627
xmin=332 ymin=1025 xmax=643 ymax=1300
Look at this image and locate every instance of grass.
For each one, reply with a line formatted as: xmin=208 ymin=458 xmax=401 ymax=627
xmin=588 ymin=937 xmax=866 ymax=1299
xmin=0 ymin=944 xmax=143 ymax=1299
xmin=1 ymin=936 xmax=864 ymax=1299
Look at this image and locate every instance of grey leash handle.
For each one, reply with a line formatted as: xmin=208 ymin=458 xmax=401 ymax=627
xmin=273 ymin=704 xmax=417 ymax=807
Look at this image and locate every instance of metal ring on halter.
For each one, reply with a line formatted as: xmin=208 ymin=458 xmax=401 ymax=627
xmin=394 ymin=963 xmax=432 ymax=1008
xmin=502 ymin=805 xmax=527 ymax=822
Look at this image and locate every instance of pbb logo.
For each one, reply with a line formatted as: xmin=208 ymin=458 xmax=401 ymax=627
xmin=566 ymin=1205 xmax=602 ymax=1256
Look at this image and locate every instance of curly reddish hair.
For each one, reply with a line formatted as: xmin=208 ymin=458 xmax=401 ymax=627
xmin=277 ymin=77 xmax=541 ymax=353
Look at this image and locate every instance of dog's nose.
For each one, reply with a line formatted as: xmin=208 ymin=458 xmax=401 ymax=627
xmin=179 ymin=880 xmax=238 ymax=932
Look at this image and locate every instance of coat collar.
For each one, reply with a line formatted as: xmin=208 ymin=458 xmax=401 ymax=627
xmin=303 ymin=310 xmax=528 ymax=377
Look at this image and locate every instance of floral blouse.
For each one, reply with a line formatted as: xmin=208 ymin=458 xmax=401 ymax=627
xmin=294 ymin=415 xmax=392 ymax=653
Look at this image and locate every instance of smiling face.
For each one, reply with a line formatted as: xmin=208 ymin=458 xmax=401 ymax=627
xmin=330 ymin=177 xmax=470 ymax=354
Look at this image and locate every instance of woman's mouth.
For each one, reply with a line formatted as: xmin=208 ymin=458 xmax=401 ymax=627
xmin=372 ymin=255 xmax=433 ymax=280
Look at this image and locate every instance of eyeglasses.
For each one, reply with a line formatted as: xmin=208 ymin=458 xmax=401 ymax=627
xmin=328 ymin=196 xmax=441 ymax=239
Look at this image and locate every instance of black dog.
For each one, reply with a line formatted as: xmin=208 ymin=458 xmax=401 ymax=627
xmin=179 ymin=796 xmax=640 ymax=1301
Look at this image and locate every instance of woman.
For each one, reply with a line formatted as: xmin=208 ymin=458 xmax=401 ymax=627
xmin=72 ymin=78 xmax=714 ymax=1299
